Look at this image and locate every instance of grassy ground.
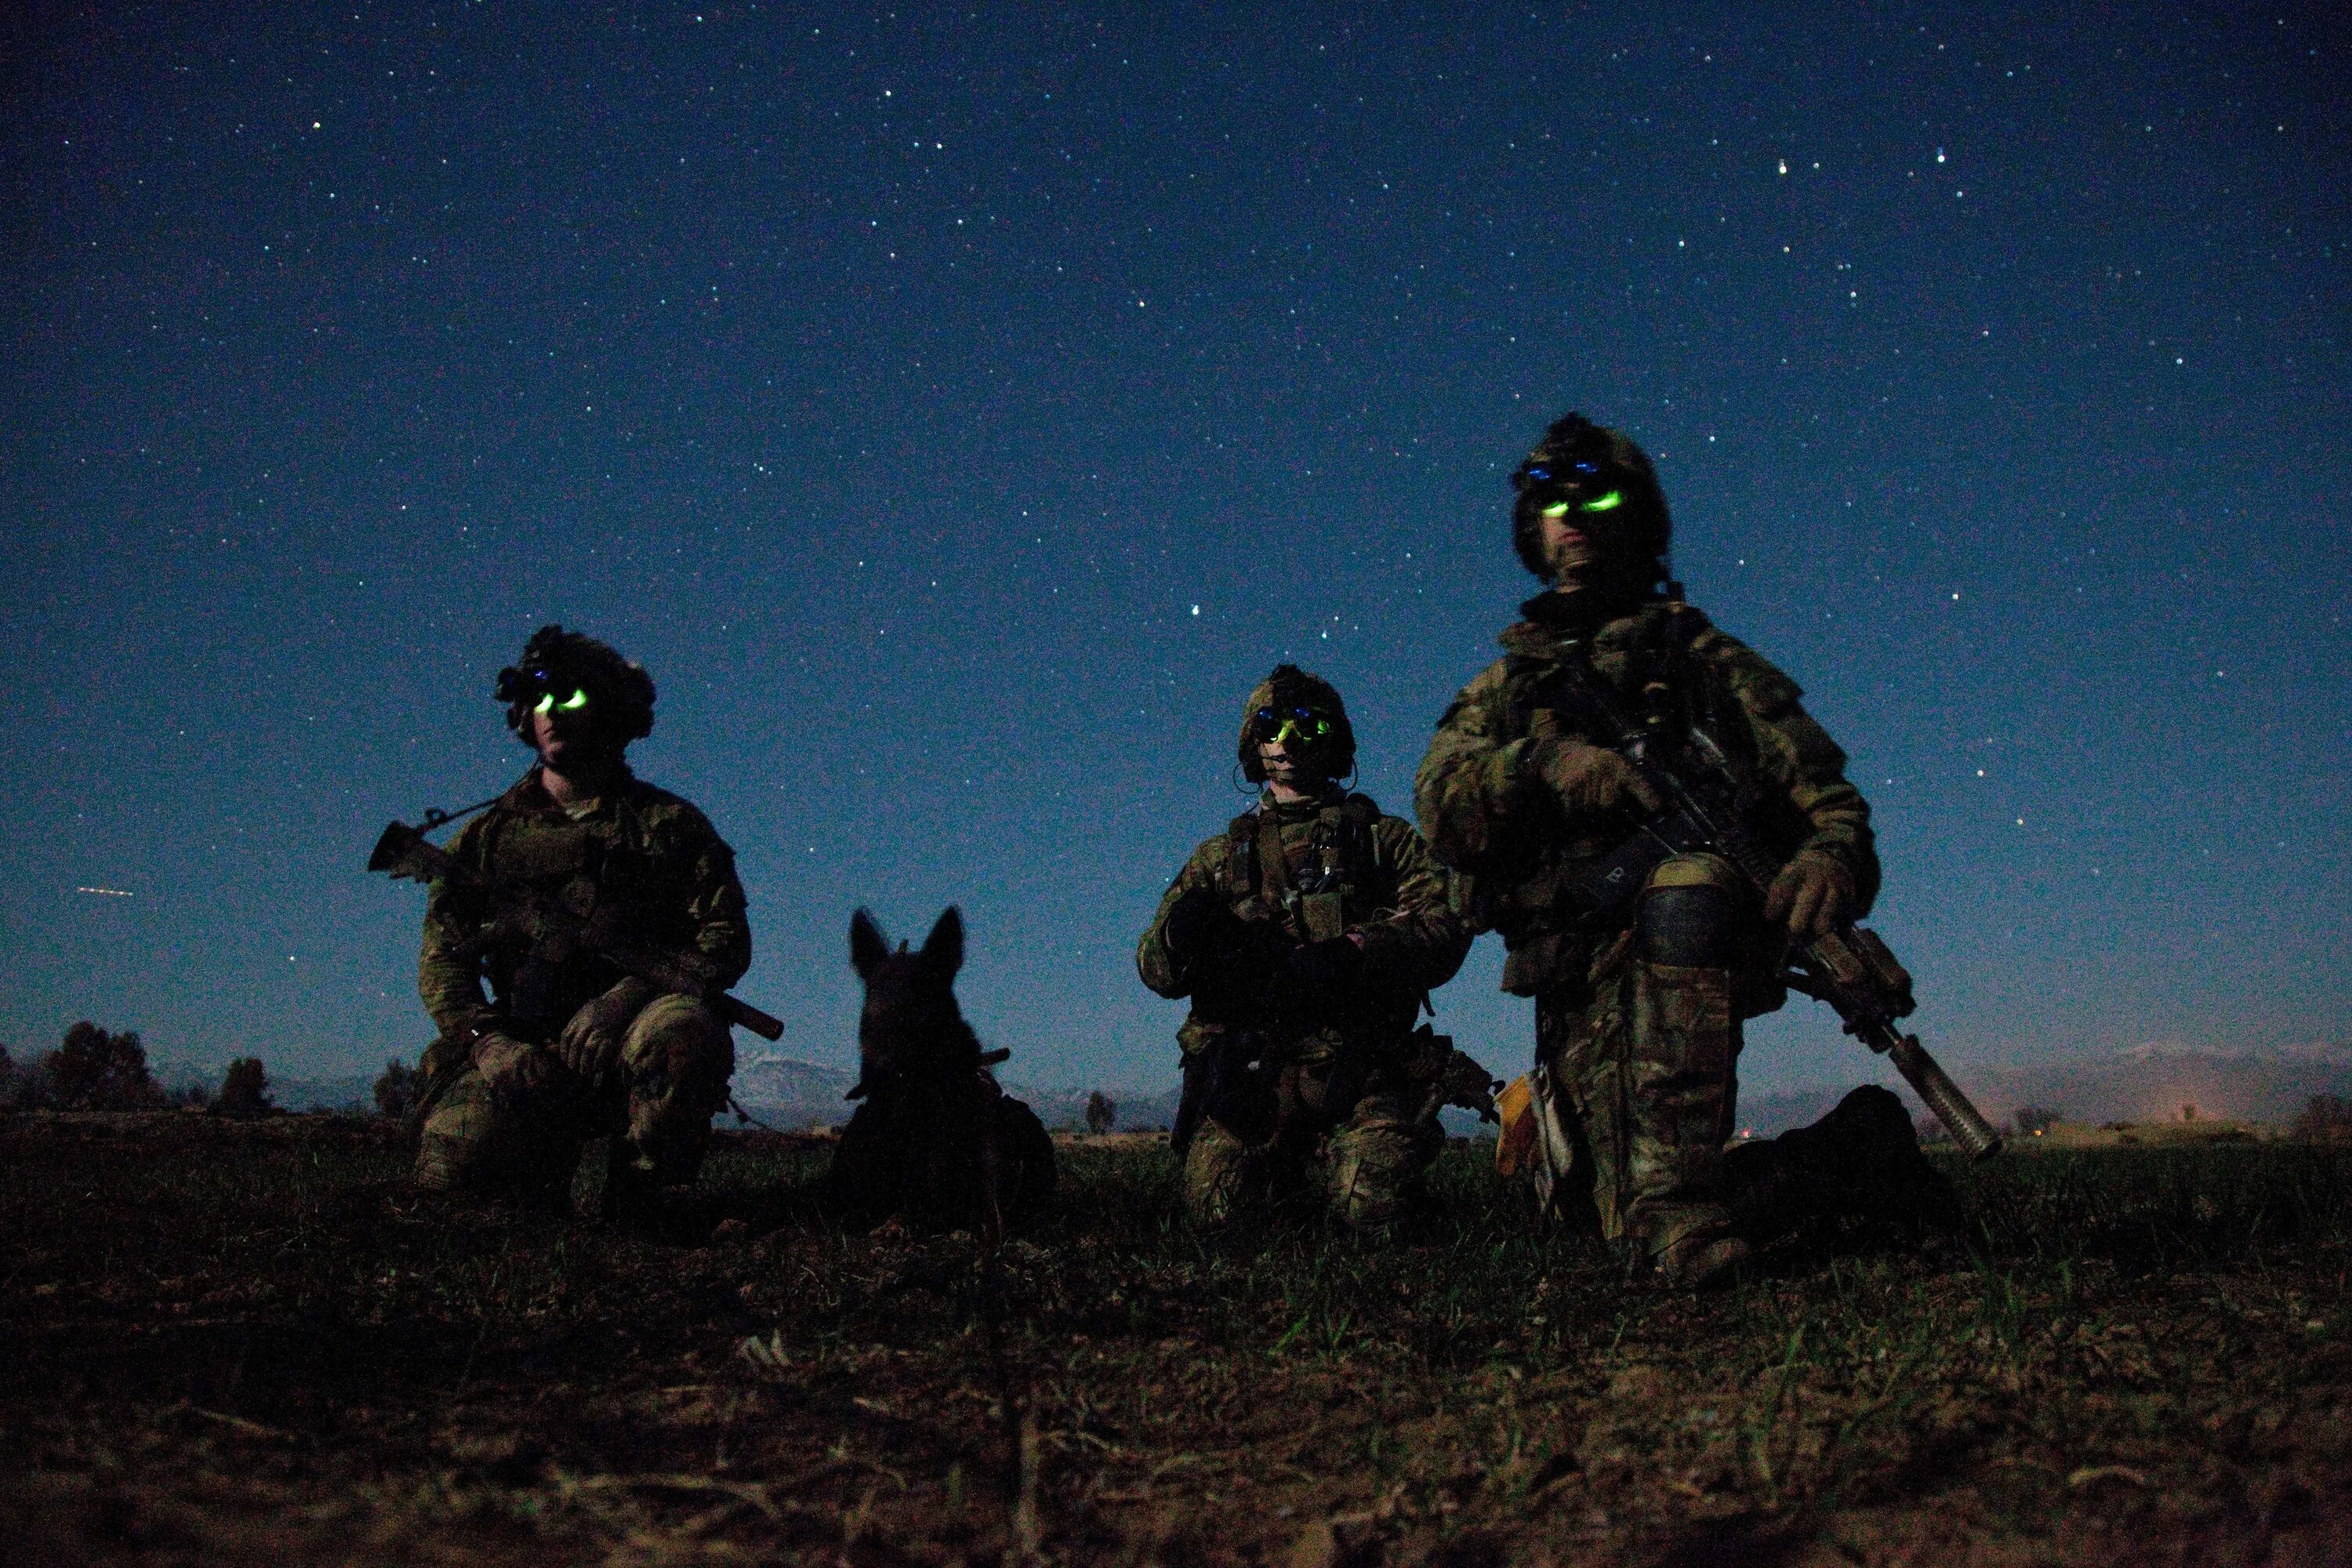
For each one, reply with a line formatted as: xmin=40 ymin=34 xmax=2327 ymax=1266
xmin=4 ymin=1112 xmax=2350 ymax=1566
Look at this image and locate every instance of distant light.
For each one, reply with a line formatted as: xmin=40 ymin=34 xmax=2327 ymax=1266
xmin=76 ymin=886 xmax=134 ymax=898
xmin=1190 ymin=604 xmax=1200 ymax=615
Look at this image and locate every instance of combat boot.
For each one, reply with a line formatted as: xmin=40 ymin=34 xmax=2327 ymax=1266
xmin=1657 ymin=1225 xmax=1752 ymax=1291
xmin=1726 ymin=1084 xmax=1960 ymax=1249
xmin=1823 ymin=1084 xmax=1961 ymax=1236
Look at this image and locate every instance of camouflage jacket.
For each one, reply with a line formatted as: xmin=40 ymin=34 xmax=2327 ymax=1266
xmin=418 ymin=767 xmax=751 ymax=1042
xmin=1414 ymin=593 xmax=1878 ymax=998
xmin=1135 ymin=789 xmax=1471 ymax=1061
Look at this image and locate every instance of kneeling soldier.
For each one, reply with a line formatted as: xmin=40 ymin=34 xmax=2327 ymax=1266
xmin=1138 ymin=666 xmax=1472 ymax=1228
xmin=412 ymin=626 xmax=751 ymax=1214
xmin=1417 ymin=413 xmax=1951 ymax=1287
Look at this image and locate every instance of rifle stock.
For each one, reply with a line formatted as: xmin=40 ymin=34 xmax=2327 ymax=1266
xmin=367 ymin=820 xmax=785 ymax=1042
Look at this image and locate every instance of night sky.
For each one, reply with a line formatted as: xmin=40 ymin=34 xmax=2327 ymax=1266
xmin=5 ymin=2 xmax=2347 ymax=1102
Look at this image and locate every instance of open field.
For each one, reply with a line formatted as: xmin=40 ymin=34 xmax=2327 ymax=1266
xmin=5 ymin=1112 xmax=2350 ymax=1566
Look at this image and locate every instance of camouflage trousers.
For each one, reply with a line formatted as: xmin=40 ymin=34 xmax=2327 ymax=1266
xmin=1537 ymin=960 xmax=1741 ymax=1258
xmin=1534 ymin=855 xmax=1764 ymax=1264
xmin=415 ymin=993 xmax=735 ymax=1206
xmin=1182 ymin=1059 xmax=1441 ymax=1230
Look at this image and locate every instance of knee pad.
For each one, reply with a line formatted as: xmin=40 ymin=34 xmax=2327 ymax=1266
xmin=1635 ymin=855 xmax=1747 ymax=967
xmin=1325 ymin=1116 xmax=1439 ymax=1229
xmin=622 ymin=995 xmax=735 ymax=1095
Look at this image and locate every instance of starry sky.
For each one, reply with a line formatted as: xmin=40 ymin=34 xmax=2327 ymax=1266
xmin=4 ymin=1 xmax=2347 ymax=1100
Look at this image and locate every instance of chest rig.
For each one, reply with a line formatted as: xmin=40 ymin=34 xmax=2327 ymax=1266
xmin=472 ymin=785 xmax=661 ymax=1028
xmin=1222 ymin=793 xmax=1385 ymax=943
xmin=1501 ymin=602 xmax=1759 ymax=783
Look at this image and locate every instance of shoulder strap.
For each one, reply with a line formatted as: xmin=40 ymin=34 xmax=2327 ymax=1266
xmin=1255 ymin=811 xmax=1294 ymax=902
xmin=1337 ymin=793 xmax=1383 ymax=878
xmin=1225 ymin=811 xmax=1261 ymax=900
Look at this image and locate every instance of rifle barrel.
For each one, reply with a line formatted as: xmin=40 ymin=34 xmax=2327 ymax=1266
xmin=1873 ymin=1025 xmax=2005 ymax=1160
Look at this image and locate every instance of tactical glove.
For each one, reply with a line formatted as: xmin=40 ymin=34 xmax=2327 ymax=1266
xmin=554 ymin=975 xmax=657 ymax=1080
xmin=1530 ymin=738 xmax=1664 ymax=822
xmin=472 ymin=1030 xmax=560 ymax=1098
xmin=1764 ymin=850 xmax=1857 ymax=941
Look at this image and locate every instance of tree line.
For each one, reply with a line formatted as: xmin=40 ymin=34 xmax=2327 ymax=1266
xmin=0 ymin=1022 xmax=275 ymax=1116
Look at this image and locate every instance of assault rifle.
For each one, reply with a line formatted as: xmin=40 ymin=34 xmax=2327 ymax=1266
xmin=1541 ymin=642 xmax=2003 ymax=1160
xmin=366 ymin=816 xmax=785 ymax=1042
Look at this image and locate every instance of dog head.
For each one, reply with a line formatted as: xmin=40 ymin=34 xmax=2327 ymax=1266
xmin=846 ymin=906 xmax=984 ymax=1094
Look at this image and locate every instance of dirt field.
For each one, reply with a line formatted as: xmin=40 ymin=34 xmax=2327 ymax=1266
xmin=5 ymin=1111 xmax=2350 ymax=1566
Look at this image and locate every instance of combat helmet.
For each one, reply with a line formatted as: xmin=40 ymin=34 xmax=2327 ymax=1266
xmin=1509 ymin=412 xmax=1674 ymax=596
xmin=1236 ymin=663 xmax=1356 ymax=784
xmin=494 ymin=624 xmax=658 ymax=744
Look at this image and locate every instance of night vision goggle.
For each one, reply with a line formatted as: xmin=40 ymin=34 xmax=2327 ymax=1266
xmin=513 ymin=669 xmax=591 ymax=716
xmin=1252 ymin=704 xmax=1335 ymax=746
xmin=1515 ymin=456 xmax=1624 ymax=517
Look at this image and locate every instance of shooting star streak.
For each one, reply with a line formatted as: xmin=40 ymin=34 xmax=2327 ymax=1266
xmin=75 ymin=887 xmax=136 ymax=898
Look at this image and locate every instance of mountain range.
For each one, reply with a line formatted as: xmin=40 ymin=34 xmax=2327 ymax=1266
xmin=156 ymin=1040 xmax=2352 ymax=1141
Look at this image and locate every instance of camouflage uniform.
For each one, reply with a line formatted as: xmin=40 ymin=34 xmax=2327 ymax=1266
xmin=1417 ymin=591 xmax=1878 ymax=1264
xmin=413 ymin=767 xmax=750 ymax=1204
xmin=1137 ymin=788 xmax=1472 ymax=1227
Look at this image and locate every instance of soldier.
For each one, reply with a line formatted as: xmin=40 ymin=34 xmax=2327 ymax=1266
xmin=412 ymin=625 xmax=750 ymax=1215
xmin=1138 ymin=666 xmax=1472 ymax=1228
xmin=1416 ymin=412 xmax=1940 ymax=1287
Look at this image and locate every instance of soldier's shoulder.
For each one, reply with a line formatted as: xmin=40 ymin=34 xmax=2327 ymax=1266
xmin=1370 ymin=810 xmax=1438 ymax=855
xmin=1175 ymin=823 xmax=1240 ymax=871
xmin=450 ymin=773 xmax=541 ymax=848
xmin=1437 ymin=655 xmax=1515 ymax=720
xmin=1678 ymin=607 xmax=1805 ymax=716
xmin=624 ymin=779 xmax=730 ymax=842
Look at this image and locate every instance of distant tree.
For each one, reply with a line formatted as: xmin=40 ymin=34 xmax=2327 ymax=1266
xmin=1084 ymin=1090 xmax=1117 ymax=1136
xmin=2292 ymin=1094 xmax=2352 ymax=1145
xmin=0 ymin=1045 xmax=44 ymax=1110
xmin=216 ymin=1058 xmax=274 ymax=1118
xmin=42 ymin=1022 xmax=161 ymax=1111
xmin=2013 ymin=1105 xmax=2063 ymax=1137
xmin=373 ymin=1058 xmax=423 ymax=1123
xmin=171 ymin=1080 xmax=214 ymax=1110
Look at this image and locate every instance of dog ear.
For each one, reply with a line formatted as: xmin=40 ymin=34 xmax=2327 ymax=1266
xmin=922 ymin=906 xmax=965 ymax=978
xmin=850 ymin=909 xmax=891 ymax=980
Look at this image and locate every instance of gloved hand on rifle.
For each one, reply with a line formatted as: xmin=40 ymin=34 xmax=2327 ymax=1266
xmin=1764 ymin=849 xmax=1857 ymax=942
xmin=1530 ymin=737 xmax=1664 ymax=822
xmin=554 ymin=975 xmax=657 ymax=1080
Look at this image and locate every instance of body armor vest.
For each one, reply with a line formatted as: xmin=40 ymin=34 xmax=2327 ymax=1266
xmin=1223 ymin=793 xmax=1385 ymax=945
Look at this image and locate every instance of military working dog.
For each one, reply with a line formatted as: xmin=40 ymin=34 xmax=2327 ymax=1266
xmin=826 ymin=906 xmax=1055 ymax=1234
